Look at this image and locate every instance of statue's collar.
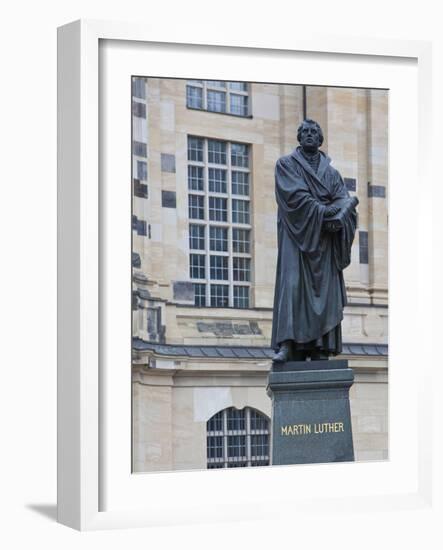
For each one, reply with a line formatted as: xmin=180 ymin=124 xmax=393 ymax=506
xmin=291 ymin=147 xmax=330 ymax=181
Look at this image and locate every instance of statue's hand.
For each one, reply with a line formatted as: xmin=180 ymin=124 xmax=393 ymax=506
xmin=324 ymin=204 xmax=340 ymax=218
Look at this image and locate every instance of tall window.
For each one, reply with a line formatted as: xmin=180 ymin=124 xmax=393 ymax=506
xmin=187 ymin=136 xmax=252 ymax=308
xmin=186 ymin=81 xmax=250 ymax=117
xmin=207 ymin=407 xmax=270 ymax=469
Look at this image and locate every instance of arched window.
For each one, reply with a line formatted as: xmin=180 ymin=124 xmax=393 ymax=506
xmin=206 ymin=407 xmax=270 ymax=469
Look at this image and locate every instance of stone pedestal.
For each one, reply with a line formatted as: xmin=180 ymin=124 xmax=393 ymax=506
xmin=267 ymin=360 xmax=355 ymax=465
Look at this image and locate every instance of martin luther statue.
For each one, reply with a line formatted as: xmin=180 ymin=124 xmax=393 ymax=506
xmin=271 ymin=119 xmax=358 ymax=363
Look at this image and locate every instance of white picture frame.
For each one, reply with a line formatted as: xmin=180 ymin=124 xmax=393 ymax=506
xmin=58 ymin=19 xmax=435 ymax=531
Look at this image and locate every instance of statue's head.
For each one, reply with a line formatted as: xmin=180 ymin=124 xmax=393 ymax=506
xmin=297 ymin=119 xmax=324 ymax=153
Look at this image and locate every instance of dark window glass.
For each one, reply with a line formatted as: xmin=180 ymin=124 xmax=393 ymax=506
xmin=233 ymin=286 xmax=249 ymax=308
xmin=207 ymin=436 xmax=224 ymax=459
xmin=208 ymin=168 xmax=227 ymax=193
xmin=233 ymin=257 xmax=251 ymax=282
xmin=207 ymin=90 xmax=226 ymax=113
xmin=207 ymin=411 xmax=223 ymax=432
xmin=188 ymin=195 xmax=204 ymax=219
xmin=230 ymin=94 xmax=248 ymax=116
xmin=188 ymin=136 xmax=204 ymax=162
xmin=232 ymin=228 xmax=250 ymax=253
xmin=132 ymin=78 xmax=146 ymax=99
xmin=206 ymin=80 xmax=226 ymax=88
xmin=250 ymin=410 xmax=268 ymax=431
xmin=193 ymin=283 xmax=206 ymax=306
xmin=186 ymin=85 xmax=203 ymax=109
xmin=232 ymin=171 xmax=249 ymax=196
xmin=188 ymin=165 xmax=204 ymax=191
xmin=228 ymin=82 xmax=248 ymax=92
xmin=209 ymin=226 xmax=228 ymax=252
xmin=189 ymin=254 xmax=205 ymax=279
xmin=232 ymin=199 xmax=250 ymax=224
xmin=137 ymin=160 xmax=148 ymax=181
xmin=227 ymin=408 xmax=245 ymax=431
xmin=208 ymin=140 xmax=227 ymax=164
xmin=209 ymin=197 xmax=227 ymax=221
xmin=210 ymin=284 xmax=229 ymax=307
xmin=132 ymin=101 xmax=146 ymax=118
xmin=210 ymin=255 xmax=228 ymax=280
xmin=251 ymin=434 xmax=269 ymax=458
xmin=189 ymin=224 xmax=205 ymax=250
xmin=133 ymin=141 xmax=147 ymax=157
xmin=231 ymin=143 xmax=249 ymax=168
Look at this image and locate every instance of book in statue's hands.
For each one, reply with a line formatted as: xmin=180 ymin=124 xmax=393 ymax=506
xmin=323 ymin=196 xmax=359 ymax=232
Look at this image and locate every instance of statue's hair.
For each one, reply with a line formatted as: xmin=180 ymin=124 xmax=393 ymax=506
xmin=297 ymin=119 xmax=324 ymax=146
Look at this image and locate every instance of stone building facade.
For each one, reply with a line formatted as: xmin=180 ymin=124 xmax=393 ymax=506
xmin=131 ymin=77 xmax=388 ymax=472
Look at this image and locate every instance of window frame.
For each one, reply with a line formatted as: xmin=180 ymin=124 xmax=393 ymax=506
xmin=206 ymin=407 xmax=270 ymax=469
xmin=187 ymin=136 xmax=252 ymax=308
xmin=186 ymin=80 xmax=251 ymax=117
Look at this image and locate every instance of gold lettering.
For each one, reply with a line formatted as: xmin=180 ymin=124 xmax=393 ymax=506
xmin=281 ymin=421 xmax=345 ymax=436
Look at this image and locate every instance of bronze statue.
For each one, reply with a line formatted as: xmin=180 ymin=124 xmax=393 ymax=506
xmin=271 ymin=119 xmax=358 ymax=363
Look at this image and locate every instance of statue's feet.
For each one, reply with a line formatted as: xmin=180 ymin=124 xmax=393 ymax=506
xmin=272 ymin=342 xmax=291 ymax=363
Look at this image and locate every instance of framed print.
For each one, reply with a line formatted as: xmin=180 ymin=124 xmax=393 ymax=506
xmin=57 ymin=19 xmax=434 ymax=531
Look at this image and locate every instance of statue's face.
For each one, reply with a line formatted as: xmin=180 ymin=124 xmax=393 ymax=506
xmin=299 ymin=123 xmax=321 ymax=153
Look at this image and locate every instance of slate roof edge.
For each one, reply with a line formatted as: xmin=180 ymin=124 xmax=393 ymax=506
xmin=132 ymin=338 xmax=388 ymax=358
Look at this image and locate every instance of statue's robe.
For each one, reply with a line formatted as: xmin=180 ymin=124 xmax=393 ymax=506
xmin=271 ymin=147 xmax=357 ymax=355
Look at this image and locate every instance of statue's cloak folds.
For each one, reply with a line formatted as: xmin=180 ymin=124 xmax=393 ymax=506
xmin=271 ymin=147 xmax=357 ymax=354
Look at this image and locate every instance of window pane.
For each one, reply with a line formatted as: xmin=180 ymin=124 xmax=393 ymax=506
xmin=227 ymin=435 xmax=246 ymax=458
xmin=207 ymin=436 xmax=224 ymax=459
xmin=206 ymin=407 xmax=270 ymax=470
xmin=230 ymin=94 xmax=248 ymax=116
xmin=188 ymin=165 xmax=204 ymax=191
xmin=233 ymin=257 xmax=251 ymax=281
xmin=228 ymin=82 xmax=248 ymax=91
xmin=188 ymin=195 xmax=205 ymax=219
xmin=233 ymin=286 xmax=249 ymax=308
xmin=210 ymin=255 xmax=228 ymax=280
xmin=232 ymin=199 xmax=250 ymax=224
xmin=188 ymin=136 xmax=204 ymax=162
xmin=189 ymin=224 xmax=205 ymax=250
xmin=188 ymin=79 xmax=203 ymax=86
xmin=227 ymin=408 xmax=245 ymax=431
xmin=207 ymin=90 xmax=226 ymax=113
xmin=209 ymin=197 xmax=227 ymax=221
xmin=208 ymin=140 xmax=227 ymax=164
xmin=205 ymin=80 xmax=226 ymax=88
xmin=210 ymin=284 xmax=229 ymax=307
xmin=209 ymin=226 xmax=228 ymax=252
xmin=232 ymin=228 xmax=250 ymax=253
xmin=133 ymin=141 xmax=147 ymax=157
xmin=193 ymin=283 xmax=206 ymax=306
xmin=250 ymin=410 xmax=269 ymax=431
xmin=190 ymin=254 xmax=205 ymax=279
xmin=137 ymin=160 xmax=148 ymax=181
xmin=132 ymin=78 xmax=146 ymax=99
xmin=207 ymin=410 xmax=223 ymax=432
xmin=186 ymin=85 xmax=203 ymax=109
xmin=251 ymin=434 xmax=269 ymax=458
xmin=232 ymin=171 xmax=249 ymax=196
xmin=132 ymin=101 xmax=146 ymax=118
xmin=231 ymin=143 xmax=249 ymax=168
xmin=208 ymin=168 xmax=227 ymax=193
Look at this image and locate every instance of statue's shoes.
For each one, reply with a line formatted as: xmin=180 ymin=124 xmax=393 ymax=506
xmin=272 ymin=344 xmax=291 ymax=363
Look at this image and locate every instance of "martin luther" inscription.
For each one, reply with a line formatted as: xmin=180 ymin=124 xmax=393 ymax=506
xmin=280 ymin=422 xmax=345 ymax=436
